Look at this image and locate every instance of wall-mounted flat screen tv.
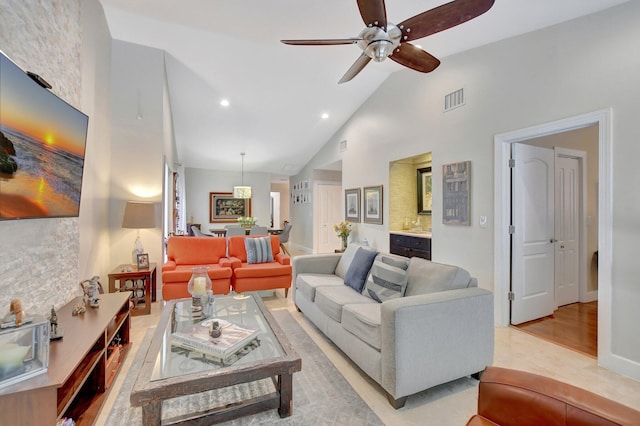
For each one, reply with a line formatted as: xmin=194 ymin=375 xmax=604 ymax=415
xmin=0 ymin=50 xmax=89 ymax=220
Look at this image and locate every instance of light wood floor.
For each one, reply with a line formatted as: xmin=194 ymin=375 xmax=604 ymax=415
xmin=96 ymin=266 xmax=639 ymax=425
xmin=513 ymin=302 xmax=597 ymax=358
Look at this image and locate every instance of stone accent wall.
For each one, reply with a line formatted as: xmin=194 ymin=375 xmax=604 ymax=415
xmin=0 ymin=0 xmax=83 ymax=314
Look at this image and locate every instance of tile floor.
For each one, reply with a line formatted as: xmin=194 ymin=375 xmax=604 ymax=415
xmin=96 ymin=285 xmax=640 ymax=426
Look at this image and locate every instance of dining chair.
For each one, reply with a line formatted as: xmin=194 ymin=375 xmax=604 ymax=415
xmin=225 ymin=227 xmax=246 ymax=237
xmin=278 ymin=223 xmax=292 ymax=256
xmin=249 ymin=226 xmax=268 ymax=236
xmin=191 ymin=225 xmax=211 ymax=237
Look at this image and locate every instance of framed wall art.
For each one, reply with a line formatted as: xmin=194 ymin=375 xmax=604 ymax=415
xmin=442 ymin=161 xmax=470 ymax=226
xmin=210 ymin=192 xmax=252 ymax=222
xmin=417 ymin=167 xmax=432 ymax=215
xmin=363 ymin=185 xmax=383 ymax=225
xmin=344 ymin=188 xmax=361 ymax=222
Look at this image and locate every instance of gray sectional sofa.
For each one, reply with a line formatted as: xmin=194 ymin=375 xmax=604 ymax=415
xmin=292 ymin=244 xmax=494 ymax=408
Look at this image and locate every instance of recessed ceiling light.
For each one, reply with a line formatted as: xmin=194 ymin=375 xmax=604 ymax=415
xmin=321 ymin=113 xmax=329 ymax=119
xmin=220 ymin=99 xmax=230 ymax=107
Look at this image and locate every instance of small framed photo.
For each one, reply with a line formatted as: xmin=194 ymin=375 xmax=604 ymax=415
xmin=345 ymin=188 xmax=361 ymax=222
xmin=137 ymin=253 xmax=150 ymax=269
xmin=363 ymin=185 xmax=383 ymax=225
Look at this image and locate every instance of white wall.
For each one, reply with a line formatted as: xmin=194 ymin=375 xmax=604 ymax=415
xmin=79 ymin=0 xmax=113 ymax=281
xmin=109 ymin=40 xmax=164 ymax=268
xmin=298 ymin=2 xmax=640 ymax=375
xmin=184 ymin=167 xmax=272 ymax=231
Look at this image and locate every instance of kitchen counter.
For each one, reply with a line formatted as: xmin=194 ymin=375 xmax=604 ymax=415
xmin=390 ymin=231 xmax=432 ymax=239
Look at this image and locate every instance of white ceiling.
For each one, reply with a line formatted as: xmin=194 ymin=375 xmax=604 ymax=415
xmin=99 ymin=0 xmax=628 ymax=178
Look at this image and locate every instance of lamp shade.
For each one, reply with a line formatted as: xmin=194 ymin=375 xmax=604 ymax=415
xmin=233 ymin=186 xmax=252 ymax=199
xmin=122 ymin=201 xmax=156 ymax=229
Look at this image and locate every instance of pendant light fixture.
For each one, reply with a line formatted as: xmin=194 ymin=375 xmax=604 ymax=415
xmin=233 ymin=152 xmax=252 ymax=199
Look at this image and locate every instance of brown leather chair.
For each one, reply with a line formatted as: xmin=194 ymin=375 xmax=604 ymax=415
xmin=467 ymin=366 xmax=640 ymax=426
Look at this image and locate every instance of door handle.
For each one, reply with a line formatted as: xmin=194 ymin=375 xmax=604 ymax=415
xmin=550 ymin=238 xmax=557 ymax=243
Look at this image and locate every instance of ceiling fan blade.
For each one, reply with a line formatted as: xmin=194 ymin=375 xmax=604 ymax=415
xmin=281 ymin=38 xmax=361 ymax=46
xmin=398 ymin=0 xmax=495 ymax=42
xmin=338 ymin=53 xmax=372 ymax=84
xmin=389 ymin=44 xmax=440 ymax=73
xmin=357 ymin=0 xmax=387 ymax=30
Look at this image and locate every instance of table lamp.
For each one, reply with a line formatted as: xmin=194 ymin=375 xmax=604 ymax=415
xmin=122 ymin=201 xmax=156 ymax=265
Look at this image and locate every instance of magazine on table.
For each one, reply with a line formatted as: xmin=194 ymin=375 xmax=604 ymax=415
xmin=172 ymin=318 xmax=260 ymax=361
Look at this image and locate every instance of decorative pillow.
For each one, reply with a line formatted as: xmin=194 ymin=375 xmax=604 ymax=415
xmin=335 ymin=243 xmax=368 ymax=279
xmin=245 ymin=237 xmax=274 ymax=264
xmin=363 ymin=254 xmax=410 ymax=303
xmin=344 ymin=248 xmax=378 ymax=292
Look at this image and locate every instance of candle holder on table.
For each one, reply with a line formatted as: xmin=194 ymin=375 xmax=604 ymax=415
xmin=187 ymin=267 xmax=212 ymax=318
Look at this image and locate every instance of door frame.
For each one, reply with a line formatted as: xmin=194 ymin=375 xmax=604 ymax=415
xmin=494 ymin=109 xmax=612 ymax=364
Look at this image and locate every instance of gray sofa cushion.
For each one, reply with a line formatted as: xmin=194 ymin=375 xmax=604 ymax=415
xmin=405 ymin=257 xmax=474 ymax=296
xmin=363 ymin=254 xmax=409 ymax=302
xmin=315 ymin=285 xmax=375 ymax=322
xmin=296 ymin=273 xmax=344 ymax=302
xmin=342 ymin=303 xmax=382 ymax=350
xmin=334 ymin=243 xmax=375 ymax=279
xmin=344 ymin=248 xmax=378 ymax=292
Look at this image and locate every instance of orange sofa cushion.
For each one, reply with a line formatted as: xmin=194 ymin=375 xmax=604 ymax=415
xmin=162 ymin=236 xmax=232 ymax=299
xmin=166 ymin=236 xmax=227 ymax=265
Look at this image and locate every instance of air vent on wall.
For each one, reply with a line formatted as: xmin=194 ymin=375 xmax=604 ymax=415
xmin=444 ymin=88 xmax=465 ymax=112
xmin=339 ymin=140 xmax=347 ymax=152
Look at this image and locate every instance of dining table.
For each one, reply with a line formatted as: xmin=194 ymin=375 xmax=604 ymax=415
xmin=208 ymin=228 xmax=282 ymax=236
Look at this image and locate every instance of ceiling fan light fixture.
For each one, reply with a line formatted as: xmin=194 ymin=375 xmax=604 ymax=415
xmin=365 ymin=40 xmax=393 ymax=62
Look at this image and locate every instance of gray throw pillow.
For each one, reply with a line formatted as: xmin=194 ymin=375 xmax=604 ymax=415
xmin=245 ymin=236 xmax=274 ymax=264
xmin=344 ymin=248 xmax=378 ymax=292
xmin=363 ymin=254 xmax=410 ymax=303
xmin=335 ymin=243 xmax=370 ymax=278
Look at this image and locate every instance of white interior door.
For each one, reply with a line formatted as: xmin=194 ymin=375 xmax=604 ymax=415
xmin=511 ymin=143 xmax=556 ymax=325
xmin=315 ymin=184 xmax=342 ymax=253
xmin=270 ymin=192 xmax=281 ymax=228
xmin=555 ymin=154 xmax=580 ymax=306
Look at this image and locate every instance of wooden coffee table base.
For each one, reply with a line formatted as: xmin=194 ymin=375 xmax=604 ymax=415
xmin=130 ymin=295 xmax=301 ymax=426
xmin=139 ymin=372 xmax=294 ymax=425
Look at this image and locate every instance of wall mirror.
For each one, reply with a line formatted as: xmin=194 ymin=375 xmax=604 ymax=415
xmin=417 ymin=167 xmax=432 ymax=215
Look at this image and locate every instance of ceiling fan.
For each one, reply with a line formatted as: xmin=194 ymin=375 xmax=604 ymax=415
xmin=281 ymin=0 xmax=495 ymax=83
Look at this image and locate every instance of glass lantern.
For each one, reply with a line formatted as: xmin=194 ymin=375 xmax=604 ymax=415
xmin=187 ymin=267 xmax=212 ymax=311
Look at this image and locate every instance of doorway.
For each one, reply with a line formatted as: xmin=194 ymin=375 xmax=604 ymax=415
xmin=314 ymin=183 xmax=342 ymax=253
xmin=494 ymin=109 xmax=612 ymax=364
xmin=510 ymin=141 xmax=593 ymax=326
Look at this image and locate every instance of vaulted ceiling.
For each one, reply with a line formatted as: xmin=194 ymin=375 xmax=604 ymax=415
xmin=100 ymin=0 xmax=628 ymax=178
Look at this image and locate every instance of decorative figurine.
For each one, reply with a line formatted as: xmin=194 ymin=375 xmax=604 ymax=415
xmin=49 ymin=305 xmax=63 ymax=340
xmin=203 ymin=290 xmax=215 ymax=318
xmin=10 ymin=299 xmax=24 ymax=326
xmin=209 ymin=320 xmax=222 ymax=338
xmin=72 ymin=302 xmax=86 ymax=316
xmin=80 ymin=275 xmax=101 ymax=308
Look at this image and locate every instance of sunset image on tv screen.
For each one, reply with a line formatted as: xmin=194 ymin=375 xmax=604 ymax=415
xmin=0 ymin=52 xmax=88 ymax=219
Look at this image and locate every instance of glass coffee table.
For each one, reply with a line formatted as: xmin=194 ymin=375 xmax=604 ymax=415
xmin=130 ymin=294 xmax=301 ymax=424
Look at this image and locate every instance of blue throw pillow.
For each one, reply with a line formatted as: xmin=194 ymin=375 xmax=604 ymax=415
xmin=344 ymin=247 xmax=378 ymax=292
xmin=245 ymin=237 xmax=274 ymax=264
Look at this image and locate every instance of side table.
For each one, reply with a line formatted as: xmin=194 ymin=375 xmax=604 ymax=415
xmin=108 ymin=263 xmax=156 ymax=316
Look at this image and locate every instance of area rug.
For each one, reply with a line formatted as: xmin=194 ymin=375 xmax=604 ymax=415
xmin=105 ymin=309 xmax=383 ymax=425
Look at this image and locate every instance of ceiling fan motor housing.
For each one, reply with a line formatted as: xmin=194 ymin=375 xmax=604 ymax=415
xmin=358 ymin=24 xmax=401 ymax=62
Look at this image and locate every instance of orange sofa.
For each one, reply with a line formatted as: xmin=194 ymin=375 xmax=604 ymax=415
xmin=162 ymin=236 xmax=233 ymax=300
xmin=227 ymin=235 xmax=292 ymax=296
